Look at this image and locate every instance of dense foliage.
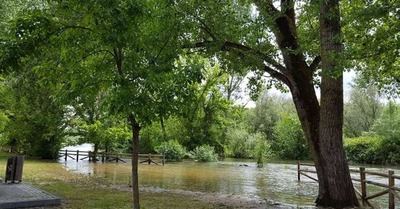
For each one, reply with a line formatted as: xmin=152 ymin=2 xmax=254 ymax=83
xmin=345 ymin=102 xmax=400 ymax=164
xmin=1 ymin=0 xmax=399 ymax=208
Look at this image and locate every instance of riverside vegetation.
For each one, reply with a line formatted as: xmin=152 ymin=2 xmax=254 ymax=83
xmin=0 ymin=0 xmax=399 ymax=208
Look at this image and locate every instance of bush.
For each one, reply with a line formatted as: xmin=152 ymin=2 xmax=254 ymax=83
xmin=155 ymin=140 xmax=186 ymax=161
xmin=345 ymin=103 xmax=400 ymax=165
xmin=224 ymin=128 xmax=256 ymax=158
xmin=379 ymin=137 xmax=400 ymax=164
xmin=189 ymin=145 xmax=218 ymax=162
xmin=344 ymin=136 xmax=382 ymax=164
xmin=272 ymin=114 xmax=309 ymax=160
xmin=253 ymin=137 xmax=273 ymax=168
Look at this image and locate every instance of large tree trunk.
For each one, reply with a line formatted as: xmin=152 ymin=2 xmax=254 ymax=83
xmin=289 ymin=72 xmax=358 ymax=208
xmin=314 ymin=0 xmax=359 ymax=207
xmin=129 ymin=114 xmax=140 ymax=209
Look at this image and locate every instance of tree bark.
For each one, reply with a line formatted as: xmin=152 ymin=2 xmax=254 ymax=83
xmin=257 ymin=0 xmax=359 ymax=206
xmin=129 ymin=114 xmax=141 ymax=209
xmin=316 ymin=0 xmax=359 ymax=207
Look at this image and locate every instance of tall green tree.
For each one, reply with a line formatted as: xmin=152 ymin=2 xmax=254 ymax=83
xmin=176 ymin=0 xmax=359 ymax=206
xmin=1 ymin=1 xmax=199 ymax=209
xmin=344 ymin=82 xmax=382 ymax=137
xmin=342 ymin=0 xmax=400 ymax=94
xmin=0 ymin=70 xmax=65 ymax=158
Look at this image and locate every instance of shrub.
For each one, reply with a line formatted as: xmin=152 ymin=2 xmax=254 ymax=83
xmin=253 ymin=136 xmax=273 ymax=168
xmin=224 ymin=128 xmax=256 ymax=158
xmin=344 ymin=136 xmax=382 ymax=164
xmin=345 ymin=103 xmax=400 ymax=165
xmin=189 ymin=145 xmax=218 ymax=162
xmin=155 ymin=140 xmax=186 ymax=161
xmin=272 ymin=114 xmax=309 ymax=160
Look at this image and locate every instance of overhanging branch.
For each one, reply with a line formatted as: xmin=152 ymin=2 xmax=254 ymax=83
xmin=263 ymin=64 xmax=290 ymax=85
xmin=221 ymin=41 xmax=287 ymax=72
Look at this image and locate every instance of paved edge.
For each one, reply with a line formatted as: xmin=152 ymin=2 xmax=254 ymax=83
xmin=0 ymin=198 xmax=61 ymax=209
xmin=0 ymin=184 xmax=61 ymax=209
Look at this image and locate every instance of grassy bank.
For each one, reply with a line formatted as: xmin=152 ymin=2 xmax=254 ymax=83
xmin=0 ymin=153 xmax=232 ymax=209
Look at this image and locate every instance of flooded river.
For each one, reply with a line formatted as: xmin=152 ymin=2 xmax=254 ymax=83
xmin=63 ymin=159 xmax=317 ymax=207
xmin=60 ymin=158 xmax=400 ymax=208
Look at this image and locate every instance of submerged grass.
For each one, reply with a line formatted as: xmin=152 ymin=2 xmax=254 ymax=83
xmin=40 ymin=182 xmax=227 ymax=209
xmin=0 ymin=153 xmax=231 ymax=209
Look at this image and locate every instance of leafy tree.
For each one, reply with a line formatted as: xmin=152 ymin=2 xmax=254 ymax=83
xmin=342 ymin=0 xmax=400 ymax=95
xmin=372 ymin=102 xmax=400 ymax=141
xmin=1 ymin=1 xmax=199 ymax=209
xmin=254 ymin=135 xmax=272 ymax=168
xmin=224 ymin=127 xmax=256 ymax=159
xmin=344 ymin=82 xmax=382 ymax=137
xmin=176 ymin=0 xmax=359 ymax=206
xmin=272 ymin=113 xmax=309 ymax=160
xmin=246 ymin=93 xmax=288 ymax=140
xmin=1 ymin=71 xmax=65 ymax=158
xmin=178 ymin=58 xmax=231 ymax=152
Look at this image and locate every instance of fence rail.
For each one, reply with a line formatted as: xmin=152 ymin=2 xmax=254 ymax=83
xmin=297 ymin=161 xmax=399 ymax=209
xmin=58 ymin=150 xmax=165 ymax=165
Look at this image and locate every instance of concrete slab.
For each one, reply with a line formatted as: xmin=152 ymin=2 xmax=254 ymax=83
xmin=0 ymin=184 xmax=61 ymax=209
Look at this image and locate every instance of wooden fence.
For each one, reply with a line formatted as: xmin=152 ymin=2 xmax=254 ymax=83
xmin=297 ymin=161 xmax=400 ymax=209
xmin=59 ymin=150 xmax=165 ymax=166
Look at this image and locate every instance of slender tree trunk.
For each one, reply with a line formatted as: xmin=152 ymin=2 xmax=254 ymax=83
xmin=93 ymin=143 xmax=99 ymax=163
xmin=160 ymin=115 xmax=166 ymax=141
xmin=112 ymin=47 xmax=141 ymax=208
xmin=129 ymin=114 xmax=140 ymax=209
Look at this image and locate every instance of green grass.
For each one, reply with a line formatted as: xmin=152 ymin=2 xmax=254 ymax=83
xmin=39 ymin=182 xmax=228 ymax=209
xmin=0 ymin=152 xmax=232 ymax=209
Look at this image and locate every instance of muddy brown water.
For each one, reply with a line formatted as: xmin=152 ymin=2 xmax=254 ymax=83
xmin=60 ymin=158 xmax=400 ymax=208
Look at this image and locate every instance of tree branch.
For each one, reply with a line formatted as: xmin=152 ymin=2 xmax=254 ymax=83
xmin=221 ymin=41 xmax=287 ymax=72
xmin=263 ymin=64 xmax=290 ymax=85
xmin=185 ymin=40 xmax=289 ymax=79
xmin=309 ymin=55 xmax=321 ymax=72
xmin=281 ymin=0 xmax=295 ymax=22
xmin=253 ymin=0 xmax=281 ymax=19
xmin=195 ymin=17 xmax=217 ymax=41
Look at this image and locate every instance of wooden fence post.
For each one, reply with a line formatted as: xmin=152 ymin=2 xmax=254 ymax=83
xmin=101 ymin=152 xmax=105 ymax=163
xmin=389 ymin=170 xmax=395 ymax=209
xmin=297 ymin=161 xmax=300 ymax=181
xmin=65 ymin=150 xmax=68 ymax=161
xmin=76 ymin=150 xmax=79 ymax=162
xmin=360 ymin=167 xmax=366 ymax=202
xmin=162 ymin=153 xmax=165 ymax=166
